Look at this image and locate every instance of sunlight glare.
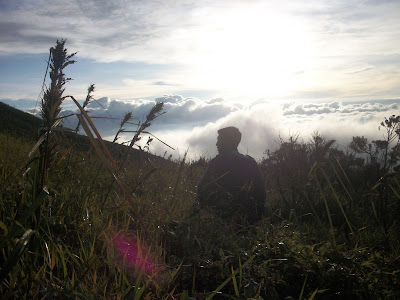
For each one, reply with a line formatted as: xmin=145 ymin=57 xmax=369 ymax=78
xmin=188 ymin=5 xmax=315 ymax=98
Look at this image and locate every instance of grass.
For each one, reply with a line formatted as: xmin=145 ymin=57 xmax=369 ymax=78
xmin=1 ymin=40 xmax=400 ymax=299
xmin=1 ymin=111 xmax=400 ymax=299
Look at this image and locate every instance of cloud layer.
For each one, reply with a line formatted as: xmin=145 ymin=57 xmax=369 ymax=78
xmin=283 ymin=101 xmax=399 ymax=116
xmin=27 ymin=95 xmax=397 ymax=160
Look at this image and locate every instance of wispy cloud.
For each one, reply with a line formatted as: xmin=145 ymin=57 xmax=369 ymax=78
xmin=2 ymin=1 xmax=399 ymax=65
xmin=1 ymin=0 xmax=399 ymax=102
xmin=0 ymin=0 xmax=205 ymax=63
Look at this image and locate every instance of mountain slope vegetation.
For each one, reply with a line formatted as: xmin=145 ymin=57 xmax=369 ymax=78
xmin=1 ymin=40 xmax=399 ymax=299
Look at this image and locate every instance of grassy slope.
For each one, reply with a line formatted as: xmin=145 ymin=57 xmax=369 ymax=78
xmin=0 ymin=102 xmax=42 ymax=139
xmin=0 ymin=101 xmax=168 ymax=164
xmin=1 ymin=101 xmax=400 ymax=299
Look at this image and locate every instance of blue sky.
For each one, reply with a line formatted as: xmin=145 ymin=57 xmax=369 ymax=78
xmin=1 ymin=0 xmax=400 ymax=158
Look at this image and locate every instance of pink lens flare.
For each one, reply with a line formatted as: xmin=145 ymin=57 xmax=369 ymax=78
xmin=113 ymin=233 xmax=156 ymax=275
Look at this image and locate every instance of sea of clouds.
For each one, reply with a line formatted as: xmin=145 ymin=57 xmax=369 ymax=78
xmin=2 ymin=96 xmax=399 ymax=161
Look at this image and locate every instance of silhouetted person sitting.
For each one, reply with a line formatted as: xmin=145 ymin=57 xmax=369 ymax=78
xmin=198 ymin=126 xmax=266 ymax=223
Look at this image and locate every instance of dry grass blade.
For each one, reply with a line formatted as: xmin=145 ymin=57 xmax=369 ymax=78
xmin=308 ymin=288 xmax=319 ymax=300
xmin=70 ymin=100 xmax=142 ymax=218
xmin=65 ymin=95 xmax=117 ymax=170
xmin=76 ymin=115 xmax=134 ymax=208
xmin=205 ymin=254 xmax=255 ymax=300
xmin=76 ymin=115 xmax=115 ymax=174
xmin=28 ymin=134 xmax=47 ymax=158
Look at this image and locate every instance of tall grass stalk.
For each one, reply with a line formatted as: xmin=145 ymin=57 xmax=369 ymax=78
xmin=298 ymin=273 xmax=308 ymax=300
xmin=314 ymin=174 xmax=336 ymax=247
xmin=170 ymin=149 xmax=188 ymax=206
xmin=99 ymin=102 xmax=166 ymax=210
xmin=320 ymin=167 xmax=354 ymax=235
xmin=75 ymin=84 xmax=95 ymax=133
xmin=37 ymin=39 xmax=76 ymax=196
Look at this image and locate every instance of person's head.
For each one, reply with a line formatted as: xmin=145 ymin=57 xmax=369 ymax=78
xmin=216 ymin=126 xmax=241 ymax=153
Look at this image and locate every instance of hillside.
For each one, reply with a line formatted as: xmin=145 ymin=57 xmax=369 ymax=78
xmin=0 ymin=101 xmax=42 ymax=139
xmin=1 ymin=101 xmax=400 ymax=298
xmin=0 ymin=101 xmax=169 ymax=164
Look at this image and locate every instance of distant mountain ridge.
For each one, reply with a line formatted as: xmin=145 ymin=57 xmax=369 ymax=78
xmin=0 ymin=101 xmax=170 ymax=164
xmin=0 ymin=98 xmax=38 ymax=111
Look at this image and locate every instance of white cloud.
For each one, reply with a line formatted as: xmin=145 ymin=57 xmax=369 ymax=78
xmin=283 ymin=101 xmax=399 ymax=116
xmin=27 ymin=96 xmax=393 ymax=160
xmin=79 ymin=95 xmax=240 ymax=129
xmin=2 ymin=95 xmax=399 ymax=160
xmin=186 ymin=104 xmax=281 ymax=159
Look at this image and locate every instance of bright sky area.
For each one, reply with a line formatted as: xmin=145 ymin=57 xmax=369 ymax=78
xmin=1 ymin=0 xmax=400 ymax=159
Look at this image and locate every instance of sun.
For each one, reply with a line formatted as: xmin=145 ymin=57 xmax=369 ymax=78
xmin=184 ymin=3 xmax=315 ymax=99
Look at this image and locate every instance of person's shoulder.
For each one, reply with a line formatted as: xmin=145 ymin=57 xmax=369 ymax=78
xmin=245 ymin=154 xmax=257 ymax=163
xmin=213 ymin=151 xmax=232 ymax=160
xmin=213 ymin=151 xmax=257 ymax=165
xmin=232 ymin=153 xmax=258 ymax=171
xmin=211 ymin=151 xmax=238 ymax=167
xmin=209 ymin=155 xmax=220 ymax=163
xmin=234 ymin=151 xmax=257 ymax=163
xmin=207 ymin=155 xmax=221 ymax=167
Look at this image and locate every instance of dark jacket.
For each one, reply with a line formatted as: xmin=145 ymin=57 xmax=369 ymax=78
xmin=198 ymin=150 xmax=266 ymax=222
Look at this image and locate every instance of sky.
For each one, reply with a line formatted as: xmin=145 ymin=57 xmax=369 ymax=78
xmin=1 ymin=0 xmax=400 ymax=159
